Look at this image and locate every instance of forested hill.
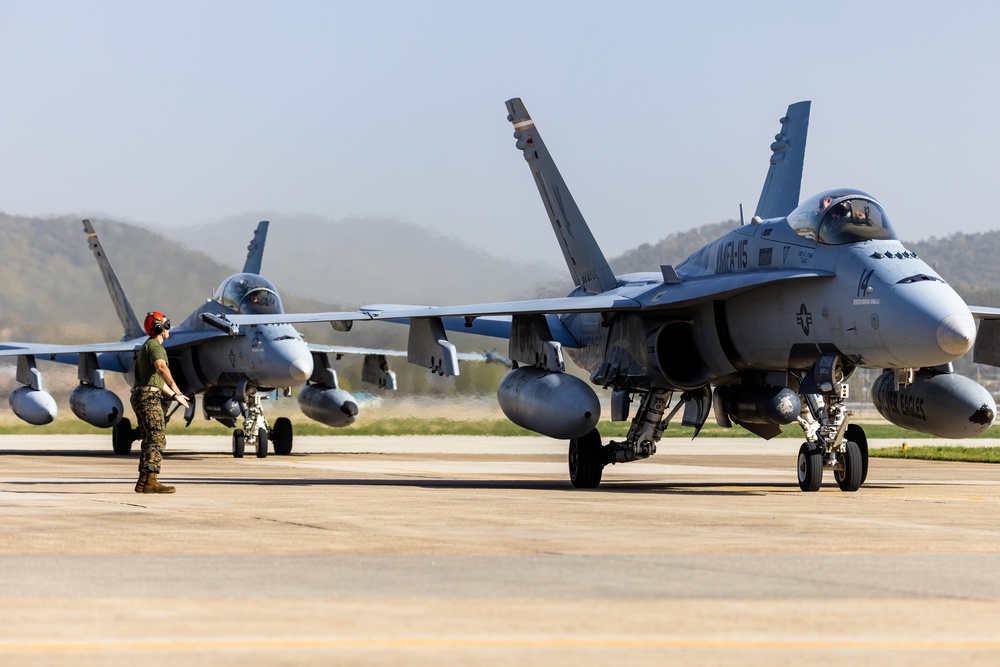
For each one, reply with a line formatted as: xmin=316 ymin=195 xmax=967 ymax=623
xmin=609 ymin=222 xmax=1000 ymax=307
xmin=0 ymin=214 xmax=342 ymax=342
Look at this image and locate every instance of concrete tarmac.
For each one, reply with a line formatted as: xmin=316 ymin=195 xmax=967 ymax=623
xmin=1 ymin=434 xmax=1000 ymax=666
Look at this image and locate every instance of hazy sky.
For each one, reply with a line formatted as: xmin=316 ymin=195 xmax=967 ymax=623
xmin=2 ymin=1 xmax=997 ymax=264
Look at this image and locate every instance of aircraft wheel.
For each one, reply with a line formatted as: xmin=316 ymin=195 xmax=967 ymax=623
xmin=232 ymin=430 xmax=245 ymax=458
xmin=845 ymin=424 xmax=869 ymax=484
xmin=271 ymin=417 xmax=293 ymax=455
xmin=797 ymin=442 xmax=823 ymax=492
xmin=568 ymin=429 xmax=604 ymax=488
xmin=112 ymin=417 xmax=134 ymax=455
xmin=835 ymin=440 xmax=864 ymax=492
xmin=256 ymin=427 xmax=269 ymax=458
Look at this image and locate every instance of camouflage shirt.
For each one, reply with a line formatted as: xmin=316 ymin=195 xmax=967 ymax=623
xmin=135 ymin=337 xmax=168 ymax=389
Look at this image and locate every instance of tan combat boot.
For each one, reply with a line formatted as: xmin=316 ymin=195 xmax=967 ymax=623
xmin=143 ymin=473 xmax=176 ymax=494
xmin=134 ymin=471 xmax=148 ymax=493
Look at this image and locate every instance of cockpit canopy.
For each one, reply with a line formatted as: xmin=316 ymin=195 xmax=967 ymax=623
xmin=214 ymin=273 xmax=283 ymax=315
xmin=786 ymin=189 xmax=897 ymax=245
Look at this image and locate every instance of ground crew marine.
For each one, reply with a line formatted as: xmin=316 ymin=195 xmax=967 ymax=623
xmin=130 ymin=311 xmax=190 ymax=493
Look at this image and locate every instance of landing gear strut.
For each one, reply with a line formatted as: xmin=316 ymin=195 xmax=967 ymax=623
xmin=566 ymin=387 xmax=682 ymax=488
xmin=796 ymin=359 xmax=869 ymax=492
xmin=235 ymin=380 xmax=269 ymax=459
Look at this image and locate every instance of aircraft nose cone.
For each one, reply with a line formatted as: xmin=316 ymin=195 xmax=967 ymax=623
xmin=289 ymin=358 xmax=311 ymax=383
xmin=342 ymin=401 xmax=359 ymax=417
xmin=937 ymin=313 xmax=976 ymax=356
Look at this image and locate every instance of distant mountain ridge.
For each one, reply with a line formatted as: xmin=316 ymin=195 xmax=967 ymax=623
xmin=177 ymin=213 xmax=562 ymax=306
xmin=3 ymin=213 xmax=1000 ymax=348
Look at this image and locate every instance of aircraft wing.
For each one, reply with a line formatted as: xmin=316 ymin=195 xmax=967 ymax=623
xmin=969 ymin=306 xmax=1000 ymax=320
xmin=307 ymin=343 xmax=504 ymax=363
xmin=361 ymin=271 xmax=831 ymax=320
xmin=221 ymin=296 xmax=638 ymax=327
xmin=222 ymin=311 xmax=377 ymax=326
xmin=0 ymin=340 xmax=143 ymax=357
xmin=0 ymin=329 xmax=236 ymax=373
xmin=633 ymin=268 xmax=835 ymax=309
xmin=971 ymin=306 xmax=1000 ymax=367
xmin=217 ymin=272 xmax=828 ymax=338
xmin=0 ymin=340 xmax=143 ymax=373
xmin=360 ymin=294 xmax=642 ymax=319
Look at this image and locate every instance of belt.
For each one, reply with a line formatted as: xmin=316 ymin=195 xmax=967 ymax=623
xmin=133 ymin=386 xmax=161 ymax=394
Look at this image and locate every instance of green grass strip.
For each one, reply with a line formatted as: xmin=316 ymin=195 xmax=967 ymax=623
xmin=869 ymin=446 xmax=1000 ymax=464
xmin=3 ymin=417 xmax=1000 ymax=440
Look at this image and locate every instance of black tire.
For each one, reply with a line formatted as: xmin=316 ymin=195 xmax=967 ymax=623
xmin=845 ymin=424 xmax=869 ymax=484
xmin=256 ymin=427 xmax=268 ymax=458
xmin=797 ymin=442 xmax=823 ymax=492
xmin=835 ymin=440 xmax=864 ymax=492
xmin=232 ymin=430 xmax=245 ymax=458
xmin=112 ymin=417 xmax=134 ymax=455
xmin=568 ymin=429 xmax=604 ymax=488
xmin=271 ymin=417 xmax=293 ymax=455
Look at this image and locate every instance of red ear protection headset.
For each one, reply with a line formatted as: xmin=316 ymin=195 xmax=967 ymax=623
xmin=143 ymin=311 xmax=171 ymax=336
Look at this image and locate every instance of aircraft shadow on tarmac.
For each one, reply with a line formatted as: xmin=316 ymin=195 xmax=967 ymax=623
xmin=0 ymin=472 xmax=904 ymax=495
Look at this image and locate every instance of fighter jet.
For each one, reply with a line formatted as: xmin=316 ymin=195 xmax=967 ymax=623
xmin=226 ymin=98 xmax=1000 ymax=491
xmin=2 ymin=220 xmax=399 ymax=457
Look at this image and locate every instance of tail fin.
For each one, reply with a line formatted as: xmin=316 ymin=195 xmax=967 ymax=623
xmin=753 ymin=101 xmax=811 ymax=220
xmin=82 ymin=220 xmax=145 ymax=340
xmin=242 ymin=220 xmax=269 ymax=274
xmin=506 ymin=98 xmax=617 ymax=294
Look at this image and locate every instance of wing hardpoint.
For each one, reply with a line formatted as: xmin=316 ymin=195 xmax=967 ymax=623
xmin=754 ymin=101 xmax=810 ymax=220
xmin=506 ymin=98 xmax=617 ymax=295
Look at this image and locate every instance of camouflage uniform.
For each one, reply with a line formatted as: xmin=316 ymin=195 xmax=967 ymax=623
xmin=132 ymin=337 xmax=169 ymax=474
xmin=131 ymin=388 xmax=166 ymax=474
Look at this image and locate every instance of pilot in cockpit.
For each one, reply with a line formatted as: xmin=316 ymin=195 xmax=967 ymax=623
xmin=828 ymin=201 xmax=850 ymax=220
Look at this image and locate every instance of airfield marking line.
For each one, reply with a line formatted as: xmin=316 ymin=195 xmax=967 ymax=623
xmin=3 ymin=637 xmax=1000 ymax=652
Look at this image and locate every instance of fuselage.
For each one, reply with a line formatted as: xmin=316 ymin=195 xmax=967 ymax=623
xmin=167 ymin=273 xmax=313 ymax=394
xmin=562 ymin=190 xmax=975 ymax=388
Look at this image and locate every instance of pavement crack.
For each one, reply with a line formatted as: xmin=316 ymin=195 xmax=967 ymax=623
xmin=250 ymin=516 xmax=330 ymax=531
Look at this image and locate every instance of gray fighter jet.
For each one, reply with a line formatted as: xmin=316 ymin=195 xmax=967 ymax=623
xmin=2 ymin=220 xmax=399 ymax=457
xmin=220 ymin=99 xmax=1000 ymax=491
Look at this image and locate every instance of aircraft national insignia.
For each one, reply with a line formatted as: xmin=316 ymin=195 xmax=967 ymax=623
xmin=796 ymin=303 xmax=813 ymax=335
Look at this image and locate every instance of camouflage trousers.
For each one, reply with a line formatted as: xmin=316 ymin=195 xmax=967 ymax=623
xmin=130 ymin=389 xmax=166 ymax=474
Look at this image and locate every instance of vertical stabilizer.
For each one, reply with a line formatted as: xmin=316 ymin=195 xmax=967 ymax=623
xmin=754 ymin=101 xmax=811 ymax=220
xmin=82 ymin=220 xmax=145 ymax=340
xmin=242 ymin=220 xmax=269 ymax=274
xmin=506 ymin=98 xmax=617 ymax=294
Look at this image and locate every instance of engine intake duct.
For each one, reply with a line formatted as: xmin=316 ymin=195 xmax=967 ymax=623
xmin=646 ymin=321 xmax=714 ymax=390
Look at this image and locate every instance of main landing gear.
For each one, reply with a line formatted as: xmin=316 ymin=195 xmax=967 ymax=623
xmin=567 ymin=388 xmax=693 ymax=488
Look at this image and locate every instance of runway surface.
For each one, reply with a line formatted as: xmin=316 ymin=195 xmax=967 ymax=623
xmin=1 ymin=434 xmax=999 ymax=666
